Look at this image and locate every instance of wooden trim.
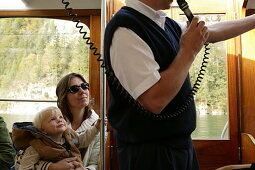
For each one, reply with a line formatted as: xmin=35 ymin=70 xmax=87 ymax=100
xmin=89 ymin=15 xmax=101 ymax=115
xmin=194 ymin=140 xmax=237 ymax=169
xmin=106 ymin=0 xmax=125 ymax=22
xmin=243 ymin=0 xmax=248 ymax=8
xmin=0 ymin=9 xmax=102 ymax=114
xmin=0 ymin=9 xmax=100 ymax=26
xmin=246 ymin=9 xmax=255 ymax=16
xmin=0 ymin=7 xmax=104 ymax=169
xmin=242 ymin=0 xmax=255 ymax=16
xmin=0 ymin=9 xmax=100 ymax=17
xmin=240 ymin=27 xmax=255 ymax=137
xmin=241 ymin=133 xmax=255 ymax=163
xmin=104 ymin=0 xmax=247 ymax=169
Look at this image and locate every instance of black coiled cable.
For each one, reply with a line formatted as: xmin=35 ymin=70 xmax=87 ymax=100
xmin=192 ymin=42 xmax=210 ymax=94
xmin=106 ymin=43 xmax=210 ymax=121
xmin=61 ymin=0 xmax=104 ymax=67
xmin=60 ymin=0 xmax=210 ymax=121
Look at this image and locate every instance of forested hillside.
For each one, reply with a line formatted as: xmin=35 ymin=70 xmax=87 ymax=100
xmin=190 ymin=41 xmax=227 ymax=115
xmin=0 ymin=18 xmax=89 ymax=113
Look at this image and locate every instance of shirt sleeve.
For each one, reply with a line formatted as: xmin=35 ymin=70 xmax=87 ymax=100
xmin=15 ymin=148 xmax=52 ymax=170
xmin=85 ymin=127 xmax=108 ymax=170
xmin=84 ymin=135 xmax=100 ymax=170
xmin=76 ymin=111 xmax=100 ymax=170
xmin=110 ymin=27 xmax=161 ymax=99
xmin=78 ymin=126 xmax=99 ymax=148
xmin=15 ymin=147 xmax=40 ymax=170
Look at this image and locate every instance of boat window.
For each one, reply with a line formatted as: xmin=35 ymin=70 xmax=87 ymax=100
xmin=178 ymin=14 xmax=229 ymax=139
xmin=0 ymin=18 xmax=90 ymax=131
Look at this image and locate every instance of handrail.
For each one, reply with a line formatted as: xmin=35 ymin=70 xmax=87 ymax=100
xmin=100 ymin=0 xmax=107 ymax=170
xmin=221 ymin=120 xmax=229 ymax=139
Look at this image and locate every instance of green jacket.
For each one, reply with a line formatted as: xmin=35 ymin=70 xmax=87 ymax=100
xmin=0 ymin=116 xmax=16 ymax=170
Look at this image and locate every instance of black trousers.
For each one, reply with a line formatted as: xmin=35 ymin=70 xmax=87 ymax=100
xmin=117 ymin=142 xmax=200 ymax=170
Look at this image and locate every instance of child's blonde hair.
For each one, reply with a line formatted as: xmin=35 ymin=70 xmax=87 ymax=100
xmin=33 ymin=106 xmax=61 ymax=130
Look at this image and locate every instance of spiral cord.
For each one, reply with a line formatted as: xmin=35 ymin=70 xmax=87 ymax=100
xmin=105 ymin=43 xmax=210 ymax=121
xmin=60 ymin=0 xmax=211 ymax=121
xmin=192 ymin=42 xmax=210 ymax=94
xmin=61 ymin=0 xmax=105 ymax=66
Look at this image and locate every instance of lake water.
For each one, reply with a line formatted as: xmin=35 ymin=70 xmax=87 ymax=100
xmin=192 ymin=114 xmax=228 ymax=139
xmin=1 ymin=113 xmax=228 ymax=140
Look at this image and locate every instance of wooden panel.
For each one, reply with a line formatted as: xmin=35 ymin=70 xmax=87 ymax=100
xmin=105 ymin=1 xmax=124 ymax=169
xmin=0 ymin=10 xmax=101 ymax=27
xmin=241 ymin=28 xmax=255 ymax=137
xmin=241 ymin=133 xmax=255 ymax=163
xmin=194 ymin=140 xmax=237 ymax=170
xmin=106 ymin=0 xmax=125 ymax=22
xmin=105 ymin=0 xmax=243 ymax=170
xmin=0 ymin=9 xmax=100 ymax=17
xmin=105 ymin=126 xmax=119 ymax=170
xmin=243 ymin=0 xmax=248 ymax=8
xmin=113 ymin=0 xmax=124 ymax=13
xmin=246 ymin=9 xmax=255 ymax=16
xmin=89 ymin=15 xmax=101 ymax=115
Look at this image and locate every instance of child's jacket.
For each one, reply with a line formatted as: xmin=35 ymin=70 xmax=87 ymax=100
xmin=12 ymin=122 xmax=99 ymax=169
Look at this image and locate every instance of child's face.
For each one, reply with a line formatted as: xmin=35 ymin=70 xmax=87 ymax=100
xmin=41 ymin=110 xmax=67 ymax=137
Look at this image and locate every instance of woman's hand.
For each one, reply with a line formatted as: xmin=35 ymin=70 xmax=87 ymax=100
xmin=73 ymin=161 xmax=87 ymax=170
xmin=95 ymin=118 xmax=101 ymax=130
xmin=48 ymin=157 xmax=78 ymax=170
xmin=95 ymin=118 xmax=108 ymax=130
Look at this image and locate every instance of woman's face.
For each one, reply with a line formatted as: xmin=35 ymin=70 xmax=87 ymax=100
xmin=67 ymin=77 xmax=90 ymax=110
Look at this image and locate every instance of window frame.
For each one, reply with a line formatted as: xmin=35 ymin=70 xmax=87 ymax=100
xmin=106 ymin=0 xmax=241 ymax=169
xmin=169 ymin=1 xmax=240 ymax=169
xmin=0 ymin=9 xmax=102 ymax=114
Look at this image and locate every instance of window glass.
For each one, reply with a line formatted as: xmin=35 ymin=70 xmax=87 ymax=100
xmin=112 ymin=0 xmax=229 ymax=140
xmin=0 ymin=18 xmax=90 ymax=131
xmin=178 ymin=14 xmax=229 ymax=139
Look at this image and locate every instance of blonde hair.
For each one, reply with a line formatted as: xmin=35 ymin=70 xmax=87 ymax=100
xmin=33 ymin=106 xmax=61 ymax=130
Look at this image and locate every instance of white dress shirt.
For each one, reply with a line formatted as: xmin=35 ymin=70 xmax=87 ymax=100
xmin=110 ymin=1 xmax=169 ymax=100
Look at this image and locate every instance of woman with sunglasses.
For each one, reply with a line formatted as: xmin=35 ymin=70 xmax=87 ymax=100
xmin=53 ymin=72 xmax=101 ymax=170
xmin=14 ymin=73 xmax=101 ymax=170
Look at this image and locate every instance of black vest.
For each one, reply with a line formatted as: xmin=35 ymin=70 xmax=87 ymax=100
xmin=104 ymin=6 xmax=196 ymax=148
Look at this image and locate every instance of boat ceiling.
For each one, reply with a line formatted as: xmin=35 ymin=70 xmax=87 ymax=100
xmin=0 ymin=0 xmax=101 ymax=10
xmin=0 ymin=0 xmax=254 ymax=13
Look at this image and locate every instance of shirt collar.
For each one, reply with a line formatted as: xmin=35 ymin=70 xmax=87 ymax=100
xmin=125 ymin=0 xmax=167 ymax=29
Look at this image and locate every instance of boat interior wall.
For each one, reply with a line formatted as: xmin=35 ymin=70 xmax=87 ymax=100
xmin=246 ymin=0 xmax=255 ymax=9
xmin=243 ymin=0 xmax=255 ymax=16
xmin=241 ymin=133 xmax=255 ymax=164
xmin=0 ymin=0 xmax=101 ymax=10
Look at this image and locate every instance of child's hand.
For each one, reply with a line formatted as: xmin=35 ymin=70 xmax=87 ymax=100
xmin=95 ymin=118 xmax=101 ymax=130
xmin=95 ymin=118 xmax=108 ymax=130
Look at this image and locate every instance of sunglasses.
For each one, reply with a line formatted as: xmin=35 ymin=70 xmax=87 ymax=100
xmin=68 ymin=82 xmax=89 ymax=93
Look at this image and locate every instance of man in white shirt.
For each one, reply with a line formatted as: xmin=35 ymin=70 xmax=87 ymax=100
xmin=104 ymin=0 xmax=255 ymax=169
